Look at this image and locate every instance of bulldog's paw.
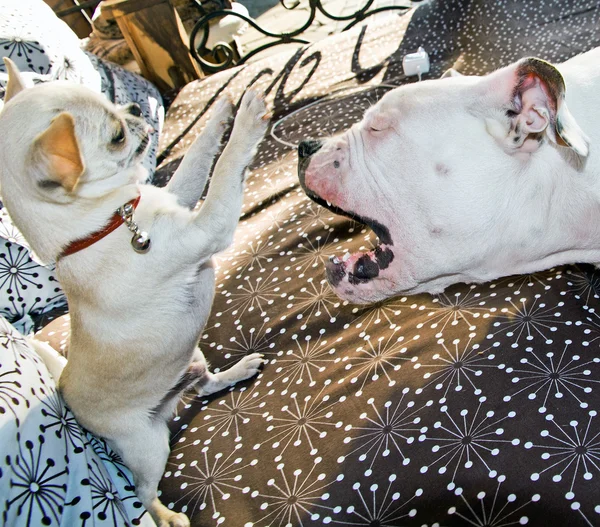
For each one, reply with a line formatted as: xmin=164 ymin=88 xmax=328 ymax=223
xmin=233 ymin=89 xmax=270 ymax=146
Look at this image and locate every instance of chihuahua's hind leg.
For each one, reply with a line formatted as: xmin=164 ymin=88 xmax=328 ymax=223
xmin=194 ymin=349 xmax=266 ymax=397
xmin=108 ymin=419 xmax=189 ymax=527
xmin=166 ymin=96 xmax=234 ymax=209
xmin=152 ymin=348 xmax=264 ymax=412
xmin=151 ymin=360 xmax=208 ymax=421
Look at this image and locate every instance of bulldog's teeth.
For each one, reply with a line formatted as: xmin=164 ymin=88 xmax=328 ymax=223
xmin=342 ymin=252 xmax=351 ymax=262
xmin=326 ymin=201 xmax=331 ymax=207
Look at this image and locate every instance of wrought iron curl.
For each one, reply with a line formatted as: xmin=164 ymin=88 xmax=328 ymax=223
xmin=189 ymin=0 xmax=417 ymax=73
xmin=200 ymin=40 xmax=238 ymax=71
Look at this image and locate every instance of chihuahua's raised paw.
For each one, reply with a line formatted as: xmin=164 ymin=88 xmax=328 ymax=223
xmin=234 ymin=89 xmax=270 ymax=144
xmin=206 ymin=96 xmax=235 ymax=137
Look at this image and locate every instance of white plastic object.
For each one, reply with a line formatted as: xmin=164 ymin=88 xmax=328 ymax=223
xmin=402 ymin=47 xmax=430 ymax=80
xmin=204 ymin=2 xmax=249 ymax=48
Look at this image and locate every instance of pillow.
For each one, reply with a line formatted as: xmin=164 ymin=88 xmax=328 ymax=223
xmin=0 ymin=206 xmax=67 ymax=335
xmin=0 ymin=315 xmax=154 ymax=526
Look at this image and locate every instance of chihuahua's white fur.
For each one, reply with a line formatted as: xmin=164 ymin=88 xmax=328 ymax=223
xmin=0 ymin=58 xmax=269 ymax=527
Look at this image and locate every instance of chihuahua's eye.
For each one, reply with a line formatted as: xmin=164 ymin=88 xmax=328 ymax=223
xmin=111 ymin=124 xmax=126 ymax=145
xmin=370 ymin=126 xmax=382 ymax=133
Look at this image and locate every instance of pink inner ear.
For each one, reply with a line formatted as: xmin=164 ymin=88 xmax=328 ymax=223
xmin=517 ymin=76 xmax=552 ymax=134
xmin=521 ymin=104 xmax=548 ymax=133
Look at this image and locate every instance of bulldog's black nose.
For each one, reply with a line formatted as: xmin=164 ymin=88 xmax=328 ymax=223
xmin=298 ymin=139 xmax=323 ymax=159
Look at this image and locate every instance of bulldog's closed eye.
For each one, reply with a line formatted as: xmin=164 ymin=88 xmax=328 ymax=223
xmin=366 ymin=113 xmax=392 ymax=134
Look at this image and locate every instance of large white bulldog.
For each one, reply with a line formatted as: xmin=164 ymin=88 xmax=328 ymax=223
xmin=298 ymin=48 xmax=600 ymax=304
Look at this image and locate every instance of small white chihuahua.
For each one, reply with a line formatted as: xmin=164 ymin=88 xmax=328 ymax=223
xmin=0 ymin=58 xmax=269 ymax=527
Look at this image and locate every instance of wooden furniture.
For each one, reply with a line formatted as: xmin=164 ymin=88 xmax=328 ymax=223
xmin=101 ymin=0 xmax=203 ymax=93
xmin=44 ymin=0 xmax=100 ymax=38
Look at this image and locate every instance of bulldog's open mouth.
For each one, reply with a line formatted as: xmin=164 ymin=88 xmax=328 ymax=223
xmin=298 ymin=142 xmax=394 ymax=288
xmin=320 ymin=198 xmax=394 ymax=287
xmin=326 ymin=242 xmax=395 ymax=287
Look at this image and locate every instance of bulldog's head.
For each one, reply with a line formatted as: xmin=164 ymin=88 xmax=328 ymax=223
xmin=298 ymin=57 xmax=594 ymax=303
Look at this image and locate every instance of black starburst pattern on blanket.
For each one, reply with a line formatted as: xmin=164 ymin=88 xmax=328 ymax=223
xmin=38 ymin=387 xmax=84 ymax=461
xmin=81 ymin=458 xmax=132 ymax=525
xmin=0 ymin=243 xmax=43 ymax=297
xmin=0 ymin=364 xmax=29 ymax=425
xmin=87 ymin=435 xmax=136 ymax=490
xmin=0 ymin=38 xmax=49 ymax=74
xmin=5 ymin=433 xmax=68 ymax=526
xmin=0 ymin=329 xmax=30 ymax=366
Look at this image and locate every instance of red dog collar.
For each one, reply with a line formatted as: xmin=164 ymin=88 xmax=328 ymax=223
xmin=58 ymin=196 xmax=141 ymax=260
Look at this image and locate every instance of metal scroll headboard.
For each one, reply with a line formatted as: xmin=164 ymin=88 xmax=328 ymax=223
xmin=53 ymin=0 xmax=419 ymax=76
xmin=189 ymin=0 xmax=418 ymax=74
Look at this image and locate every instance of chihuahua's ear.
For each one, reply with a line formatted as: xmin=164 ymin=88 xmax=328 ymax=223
xmin=34 ymin=113 xmax=85 ymax=192
xmin=3 ymin=57 xmax=26 ymax=103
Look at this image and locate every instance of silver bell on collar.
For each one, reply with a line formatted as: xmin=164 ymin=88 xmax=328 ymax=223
xmin=131 ymin=231 xmax=151 ymax=253
xmin=117 ymin=200 xmax=151 ymax=255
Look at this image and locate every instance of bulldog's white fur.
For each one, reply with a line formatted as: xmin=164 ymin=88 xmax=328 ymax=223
xmin=299 ymin=48 xmax=600 ymax=304
xmin=0 ymin=59 xmax=269 ymax=527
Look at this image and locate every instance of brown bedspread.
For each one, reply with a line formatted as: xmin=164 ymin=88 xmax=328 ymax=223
xmin=155 ymin=1 xmax=600 ymax=525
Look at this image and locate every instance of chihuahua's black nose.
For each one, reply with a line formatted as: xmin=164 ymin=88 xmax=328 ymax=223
xmin=127 ymin=103 xmax=143 ymax=118
xmin=298 ymin=139 xmax=323 ymax=159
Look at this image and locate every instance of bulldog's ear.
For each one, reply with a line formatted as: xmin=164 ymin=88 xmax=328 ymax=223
xmin=3 ymin=57 xmax=26 ymax=103
xmin=485 ymin=57 xmax=589 ymax=157
xmin=441 ymin=68 xmax=463 ymax=78
xmin=33 ymin=113 xmax=85 ymax=192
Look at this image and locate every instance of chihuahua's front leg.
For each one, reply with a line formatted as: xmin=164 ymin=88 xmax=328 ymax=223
xmin=166 ymin=97 xmax=234 ymax=209
xmin=191 ymin=90 xmax=269 ymax=255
